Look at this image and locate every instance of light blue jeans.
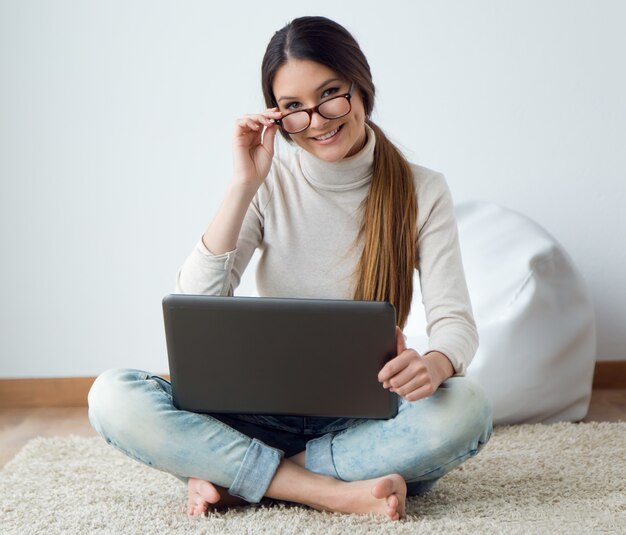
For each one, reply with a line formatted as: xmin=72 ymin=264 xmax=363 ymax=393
xmin=88 ymin=368 xmax=493 ymax=504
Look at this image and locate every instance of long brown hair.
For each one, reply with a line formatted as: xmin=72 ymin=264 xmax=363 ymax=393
xmin=261 ymin=16 xmax=417 ymax=329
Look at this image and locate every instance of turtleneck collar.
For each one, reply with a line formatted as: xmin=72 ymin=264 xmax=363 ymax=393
xmin=299 ymin=122 xmax=376 ymax=191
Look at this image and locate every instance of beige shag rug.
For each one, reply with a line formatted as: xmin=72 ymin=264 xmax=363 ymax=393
xmin=1 ymin=422 xmax=625 ymax=534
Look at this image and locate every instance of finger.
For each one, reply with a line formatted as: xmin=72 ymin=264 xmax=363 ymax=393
xmin=236 ymin=111 xmax=282 ymax=135
xmin=235 ymin=118 xmax=258 ymax=132
xmin=390 ymin=374 xmax=426 ymax=397
xmin=259 ymin=110 xmax=283 ymax=120
xmin=236 ymin=116 xmax=264 ymax=130
xmin=240 ymin=108 xmax=281 ymax=121
xmin=249 ymin=112 xmax=281 ymax=126
xmin=247 ymin=117 xmax=278 ymax=133
xmin=380 ymin=328 xmax=408 ymax=383
xmin=403 ymin=381 xmax=437 ymax=402
xmin=263 ymin=107 xmax=283 ymax=117
xmin=388 ymin=363 xmax=426 ymax=390
xmin=254 ymin=115 xmax=275 ymax=127
xmin=396 ymin=326 xmax=407 ymax=355
xmin=378 ymin=351 xmax=413 ymax=384
xmin=261 ymin=122 xmax=278 ymax=151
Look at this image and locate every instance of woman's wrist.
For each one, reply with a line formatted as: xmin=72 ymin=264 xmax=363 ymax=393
xmin=423 ymin=351 xmax=455 ymax=384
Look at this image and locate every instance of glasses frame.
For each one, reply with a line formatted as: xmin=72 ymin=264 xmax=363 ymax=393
xmin=275 ymin=81 xmax=355 ymax=134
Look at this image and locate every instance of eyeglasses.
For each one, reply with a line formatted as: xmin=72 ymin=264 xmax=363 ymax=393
xmin=275 ymin=81 xmax=355 ymax=134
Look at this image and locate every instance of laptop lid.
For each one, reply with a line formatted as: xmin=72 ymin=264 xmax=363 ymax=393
xmin=162 ymin=294 xmax=399 ymax=419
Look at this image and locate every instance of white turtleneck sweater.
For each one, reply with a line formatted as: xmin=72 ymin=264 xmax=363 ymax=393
xmin=175 ymin=123 xmax=478 ymax=376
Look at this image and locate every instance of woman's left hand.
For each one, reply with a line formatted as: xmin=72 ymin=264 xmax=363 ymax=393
xmin=377 ymin=326 xmax=448 ymax=402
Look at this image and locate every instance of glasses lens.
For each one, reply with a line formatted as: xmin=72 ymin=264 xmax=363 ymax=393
xmin=319 ymin=96 xmax=350 ymax=119
xmin=281 ymin=111 xmax=310 ymax=133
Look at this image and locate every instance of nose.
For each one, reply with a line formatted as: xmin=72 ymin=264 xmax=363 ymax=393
xmin=309 ymin=110 xmax=330 ymax=131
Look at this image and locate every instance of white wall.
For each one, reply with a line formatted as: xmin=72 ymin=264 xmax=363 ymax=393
xmin=1 ymin=0 xmax=624 ymax=378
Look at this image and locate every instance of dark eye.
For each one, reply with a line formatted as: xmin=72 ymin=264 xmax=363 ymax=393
xmin=285 ymin=87 xmax=341 ymax=111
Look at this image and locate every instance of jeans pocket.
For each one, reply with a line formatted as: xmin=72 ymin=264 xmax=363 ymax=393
xmin=146 ymin=374 xmax=173 ymax=400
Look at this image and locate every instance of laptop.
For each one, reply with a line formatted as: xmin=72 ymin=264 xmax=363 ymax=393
xmin=162 ymin=294 xmax=399 ymax=419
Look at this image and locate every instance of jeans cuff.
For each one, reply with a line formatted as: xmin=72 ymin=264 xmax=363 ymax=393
xmin=228 ymin=438 xmax=284 ymax=503
xmin=305 ymin=432 xmax=341 ymax=479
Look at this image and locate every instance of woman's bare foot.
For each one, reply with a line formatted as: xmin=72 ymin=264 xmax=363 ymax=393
xmin=283 ymin=451 xmax=406 ymax=519
xmin=187 ymin=477 xmax=249 ymax=516
xmin=188 ymin=473 xmax=406 ymax=520
xmin=313 ymin=473 xmax=407 ymax=521
xmin=187 ymin=452 xmax=307 ymax=515
xmin=186 ymin=451 xmax=406 ymax=521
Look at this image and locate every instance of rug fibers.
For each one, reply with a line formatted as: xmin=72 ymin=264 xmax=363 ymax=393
xmin=1 ymin=422 xmax=625 ymax=534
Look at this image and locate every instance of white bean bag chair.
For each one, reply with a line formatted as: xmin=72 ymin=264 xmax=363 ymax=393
xmin=406 ymin=200 xmax=596 ymax=425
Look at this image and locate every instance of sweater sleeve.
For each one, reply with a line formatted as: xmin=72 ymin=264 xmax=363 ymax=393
xmin=173 ymin=192 xmax=264 ymax=296
xmin=416 ymin=171 xmax=478 ymax=377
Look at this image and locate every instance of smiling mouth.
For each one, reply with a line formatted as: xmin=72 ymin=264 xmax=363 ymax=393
xmin=311 ymin=124 xmax=344 ymax=140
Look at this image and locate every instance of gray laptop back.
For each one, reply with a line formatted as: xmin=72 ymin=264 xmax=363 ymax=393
xmin=162 ymin=294 xmax=399 ymax=419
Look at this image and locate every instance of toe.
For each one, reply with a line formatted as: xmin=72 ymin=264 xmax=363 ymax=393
xmin=187 ymin=494 xmax=200 ymax=515
xmin=371 ymin=477 xmax=393 ymax=499
xmin=197 ymin=480 xmax=221 ymax=504
xmin=386 ymin=496 xmax=399 ymax=517
xmin=385 ymin=505 xmax=399 ymax=521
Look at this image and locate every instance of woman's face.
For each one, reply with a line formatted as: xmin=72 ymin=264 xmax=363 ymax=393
xmin=272 ymin=59 xmax=367 ymax=161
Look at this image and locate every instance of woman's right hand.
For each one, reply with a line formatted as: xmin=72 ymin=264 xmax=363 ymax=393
xmin=231 ymin=107 xmax=283 ymax=190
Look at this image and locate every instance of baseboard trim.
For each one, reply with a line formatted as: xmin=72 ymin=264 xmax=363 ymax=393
xmin=0 ymin=374 xmax=170 ymax=409
xmin=0 ymin=363 xmax=624 ymax=408
xmin=592 ymin=361 xmax=626 ymax=389
xmin=0 ymin=377 xmax=95 ymax=409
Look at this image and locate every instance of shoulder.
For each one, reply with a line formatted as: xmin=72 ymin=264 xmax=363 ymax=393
xmin=407 ymin=161 xmax=448 ymax=194
xmin=407 ymin=162 xmax=453 ymax=231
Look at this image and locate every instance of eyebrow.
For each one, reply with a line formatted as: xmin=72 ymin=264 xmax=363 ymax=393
xmin=277 ymin=78 xmax=343 ymax=103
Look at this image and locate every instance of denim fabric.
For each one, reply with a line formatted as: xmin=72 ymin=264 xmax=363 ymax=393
xmin=88 ymin=368 xmax=493 ymax=504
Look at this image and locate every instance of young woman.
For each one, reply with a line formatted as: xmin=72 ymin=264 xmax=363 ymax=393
xmin=88 ymin=16 xmax=493 ymax=522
